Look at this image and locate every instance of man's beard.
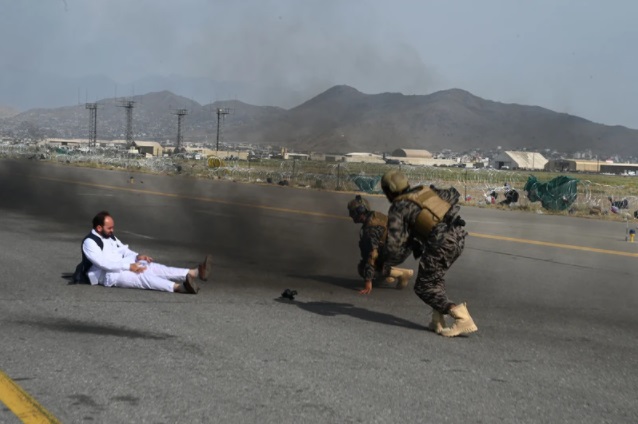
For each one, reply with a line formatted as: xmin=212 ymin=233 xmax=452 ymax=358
xmin=98 ymin=228 xmax=113 ymax=238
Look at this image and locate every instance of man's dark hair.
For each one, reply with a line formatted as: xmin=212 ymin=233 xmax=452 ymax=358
xmin=92 ymin=211 xmax=111 ymax=229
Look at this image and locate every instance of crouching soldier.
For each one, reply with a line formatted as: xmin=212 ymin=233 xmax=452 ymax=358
xmin=347 ymin=195 xmax=414 ymax=295
xmin=378 ymin=170 xmax=477 ymax=337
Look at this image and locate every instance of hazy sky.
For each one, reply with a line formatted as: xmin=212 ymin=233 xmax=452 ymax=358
xmin=1 ymin=0 xmax=637 ymax=128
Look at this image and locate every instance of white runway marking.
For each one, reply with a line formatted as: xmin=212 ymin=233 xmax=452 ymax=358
xmin=119 ymin=230 xmax=154 ymax=239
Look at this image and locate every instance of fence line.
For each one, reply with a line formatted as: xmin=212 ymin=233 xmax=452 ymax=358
xmin=2 ymin=145 xmax=636 ymax=215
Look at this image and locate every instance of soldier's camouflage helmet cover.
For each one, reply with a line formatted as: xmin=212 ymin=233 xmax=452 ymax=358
xmin=381 ymin=170 xmax=410 ymax=197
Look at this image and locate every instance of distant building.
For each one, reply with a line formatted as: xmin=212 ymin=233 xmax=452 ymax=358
xmin=46 ymin=138 xmax=87 ymax=147
xmin=286 ymin=153 xmax=310 ymax=160
xmin=343 ymin=152 xmax=385 ymax=163
xmin=391 ymin=148 xmax=433 ymax=158
xmin=545 ymin=159 xmax=600 ymax=172
xmin=133 ymin=141 xmax=163 ymax=156
xmin=46 ymin=138 xmax=136 ymax=150
xmin=385 ymin=148 xmax=458 ymax=167
xmin=600 ymin=162 xmax=638 ymax=175
xmin=98 ymin=140 xmax=127 ymax=148
xmin=545 ymin=159 xmax=638 ymax=174
xmin=208 ymin=149 xmax=249 ymax=160
xmin=324 ymin=154 xmax=345 ymax=162
xmin=492 ymin=151 xmax=548 ymax=170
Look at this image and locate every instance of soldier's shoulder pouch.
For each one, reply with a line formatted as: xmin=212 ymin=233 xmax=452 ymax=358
xmin=396 ymin=187 xmax=451 ymax=236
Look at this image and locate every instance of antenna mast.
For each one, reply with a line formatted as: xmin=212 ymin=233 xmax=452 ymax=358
xmin=118 ymin=100 xmax=135 ymax=148
xmin=215 ymin=107 xmax=230 ymax=151
xmin=85 ymin=103 xmax=98 ymax=148
xmin=174 ymin=109 xmax=188 ymax=152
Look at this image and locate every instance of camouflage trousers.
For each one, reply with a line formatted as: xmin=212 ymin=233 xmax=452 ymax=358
xmin=414 ymin=222 xmax=467 ymax=313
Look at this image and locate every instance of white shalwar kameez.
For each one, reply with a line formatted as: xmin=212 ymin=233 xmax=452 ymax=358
xmin=83 ymin=230 xmax=189 ymax=292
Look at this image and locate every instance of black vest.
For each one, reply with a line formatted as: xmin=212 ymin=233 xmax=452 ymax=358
xmin=72 ymin=232 xmax=105 ymax=284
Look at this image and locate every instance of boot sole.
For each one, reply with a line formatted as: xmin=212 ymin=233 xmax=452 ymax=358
xmin=184 ymin=276 xmax=200 ymax=294
xmin=441 ymin=324 xmax=478 ymax=337
xmin=199 ymin=255 xmax=213 ymax=281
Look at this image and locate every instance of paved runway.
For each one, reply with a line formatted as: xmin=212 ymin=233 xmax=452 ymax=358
xmin=1 ymin=159 xmax=637 ymax=423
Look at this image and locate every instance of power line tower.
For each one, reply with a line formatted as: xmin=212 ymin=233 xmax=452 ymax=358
xmin=85 ymin=103 xmax=98 ymax=148
xmin=118 ymin=100 xmax=135 ymax=148
xmin=215 ymin=107 xmax=231 ymax=151
xmin=174 ymin=109 xmax=188 ymax=152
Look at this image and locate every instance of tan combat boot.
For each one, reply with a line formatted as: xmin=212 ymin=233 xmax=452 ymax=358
xmin=427 ymin=310 xmax=446 ymax=334
xmin=387 ymin=267 xmax=414 ymax=289
xmin=440 ymin=303 xmax=477 ymax=337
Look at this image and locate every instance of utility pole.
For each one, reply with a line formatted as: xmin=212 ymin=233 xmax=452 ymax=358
xmin=85 ymin=103 xmax=98 ymax=148
xmin=174 ymin=109 xmax=188 ymax=152
xmin=118 ymin=100 xmax=135 ymax=149
xmin=215 ymin=107 xmax=230 ymax=151
xmin=597 ymin=155 xmax=600 ymax=173
xmin=292 ymin=159 xmax=297 ymax=186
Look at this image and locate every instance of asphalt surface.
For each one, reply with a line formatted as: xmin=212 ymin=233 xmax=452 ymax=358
xmin=1 ymin=159 xmax=637 ymax=424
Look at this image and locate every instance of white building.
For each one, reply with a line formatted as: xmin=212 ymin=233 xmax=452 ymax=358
xmin=133 ymin=141 xmax=163 ymax=156
xmin=492 ymin=151 xmax=548 ymax=170
xmin=343 ymin=152 xmax=385 ymax=164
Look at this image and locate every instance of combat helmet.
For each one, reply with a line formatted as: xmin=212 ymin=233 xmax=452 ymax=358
xmin=381 ymin=170 xmax=410 ymax=200
xmin=347 ymin=195 xmax=370 ymax=219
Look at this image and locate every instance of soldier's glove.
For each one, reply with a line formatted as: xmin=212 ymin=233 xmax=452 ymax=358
xmin=454 ymin=216 xmax=466 ymax=227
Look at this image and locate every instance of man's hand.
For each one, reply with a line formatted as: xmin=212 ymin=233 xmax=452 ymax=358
xmin=136 ymin=254 xmax=153 ymax=263
xmin=359 ymin=280 xmax=373 ymax=295
xmin=130 ymin=263 xmax=147 ymax=273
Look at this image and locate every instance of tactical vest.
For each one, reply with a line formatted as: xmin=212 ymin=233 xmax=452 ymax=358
xmin=360 ymin=211 xmax=388 ymax=267
xmin=364 ymin=211 xmax=388 ymax=243
xmin=394 ymin=186 xmax=451 ymax=237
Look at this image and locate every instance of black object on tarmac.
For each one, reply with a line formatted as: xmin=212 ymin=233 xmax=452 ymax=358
xmin=280 ymin=289 xmax=298 ymax=301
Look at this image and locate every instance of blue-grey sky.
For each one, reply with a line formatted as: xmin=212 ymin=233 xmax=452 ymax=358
xmin=1 ymin=0 xmax=637 ymax=128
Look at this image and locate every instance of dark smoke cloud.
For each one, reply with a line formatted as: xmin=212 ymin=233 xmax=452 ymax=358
xmin=0 ymin=159 xmax=357 ymax=285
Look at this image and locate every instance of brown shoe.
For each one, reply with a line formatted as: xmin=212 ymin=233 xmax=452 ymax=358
xmin=183 ymin=274 xmax=200 ymax=294
xmin=198 ymin=254 xmax=213 ymax=281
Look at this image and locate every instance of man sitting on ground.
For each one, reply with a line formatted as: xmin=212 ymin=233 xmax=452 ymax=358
xmin=80 ymin=211 xmax=212 ymax=294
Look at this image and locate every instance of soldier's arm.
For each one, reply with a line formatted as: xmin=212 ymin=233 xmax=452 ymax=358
xmin=359 ymin=225 xmax=385 ymax=295
xmin=381 ymin=201 xmax=420 ymax=270
xmin=361 ymin=226 xmax=384 ymax=281
xmin=368 ymin=225 xmax=385 ymax=251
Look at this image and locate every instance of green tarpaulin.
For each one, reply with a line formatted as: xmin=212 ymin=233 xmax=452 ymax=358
xmin=350 ymin=175 xmax=382 ymax=193
xmin=523 ymin=175 xmax=579 ymax=211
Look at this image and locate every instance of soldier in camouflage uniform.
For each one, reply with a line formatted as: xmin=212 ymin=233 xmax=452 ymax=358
xmin=378 ymin=170 xmax=477 ymax=337
xmin=347 ymin=195 xmax=413 ymax=295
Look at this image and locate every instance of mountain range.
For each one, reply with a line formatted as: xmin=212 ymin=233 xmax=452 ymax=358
xmin=1 ymin=85 xmax=637 ymax=158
